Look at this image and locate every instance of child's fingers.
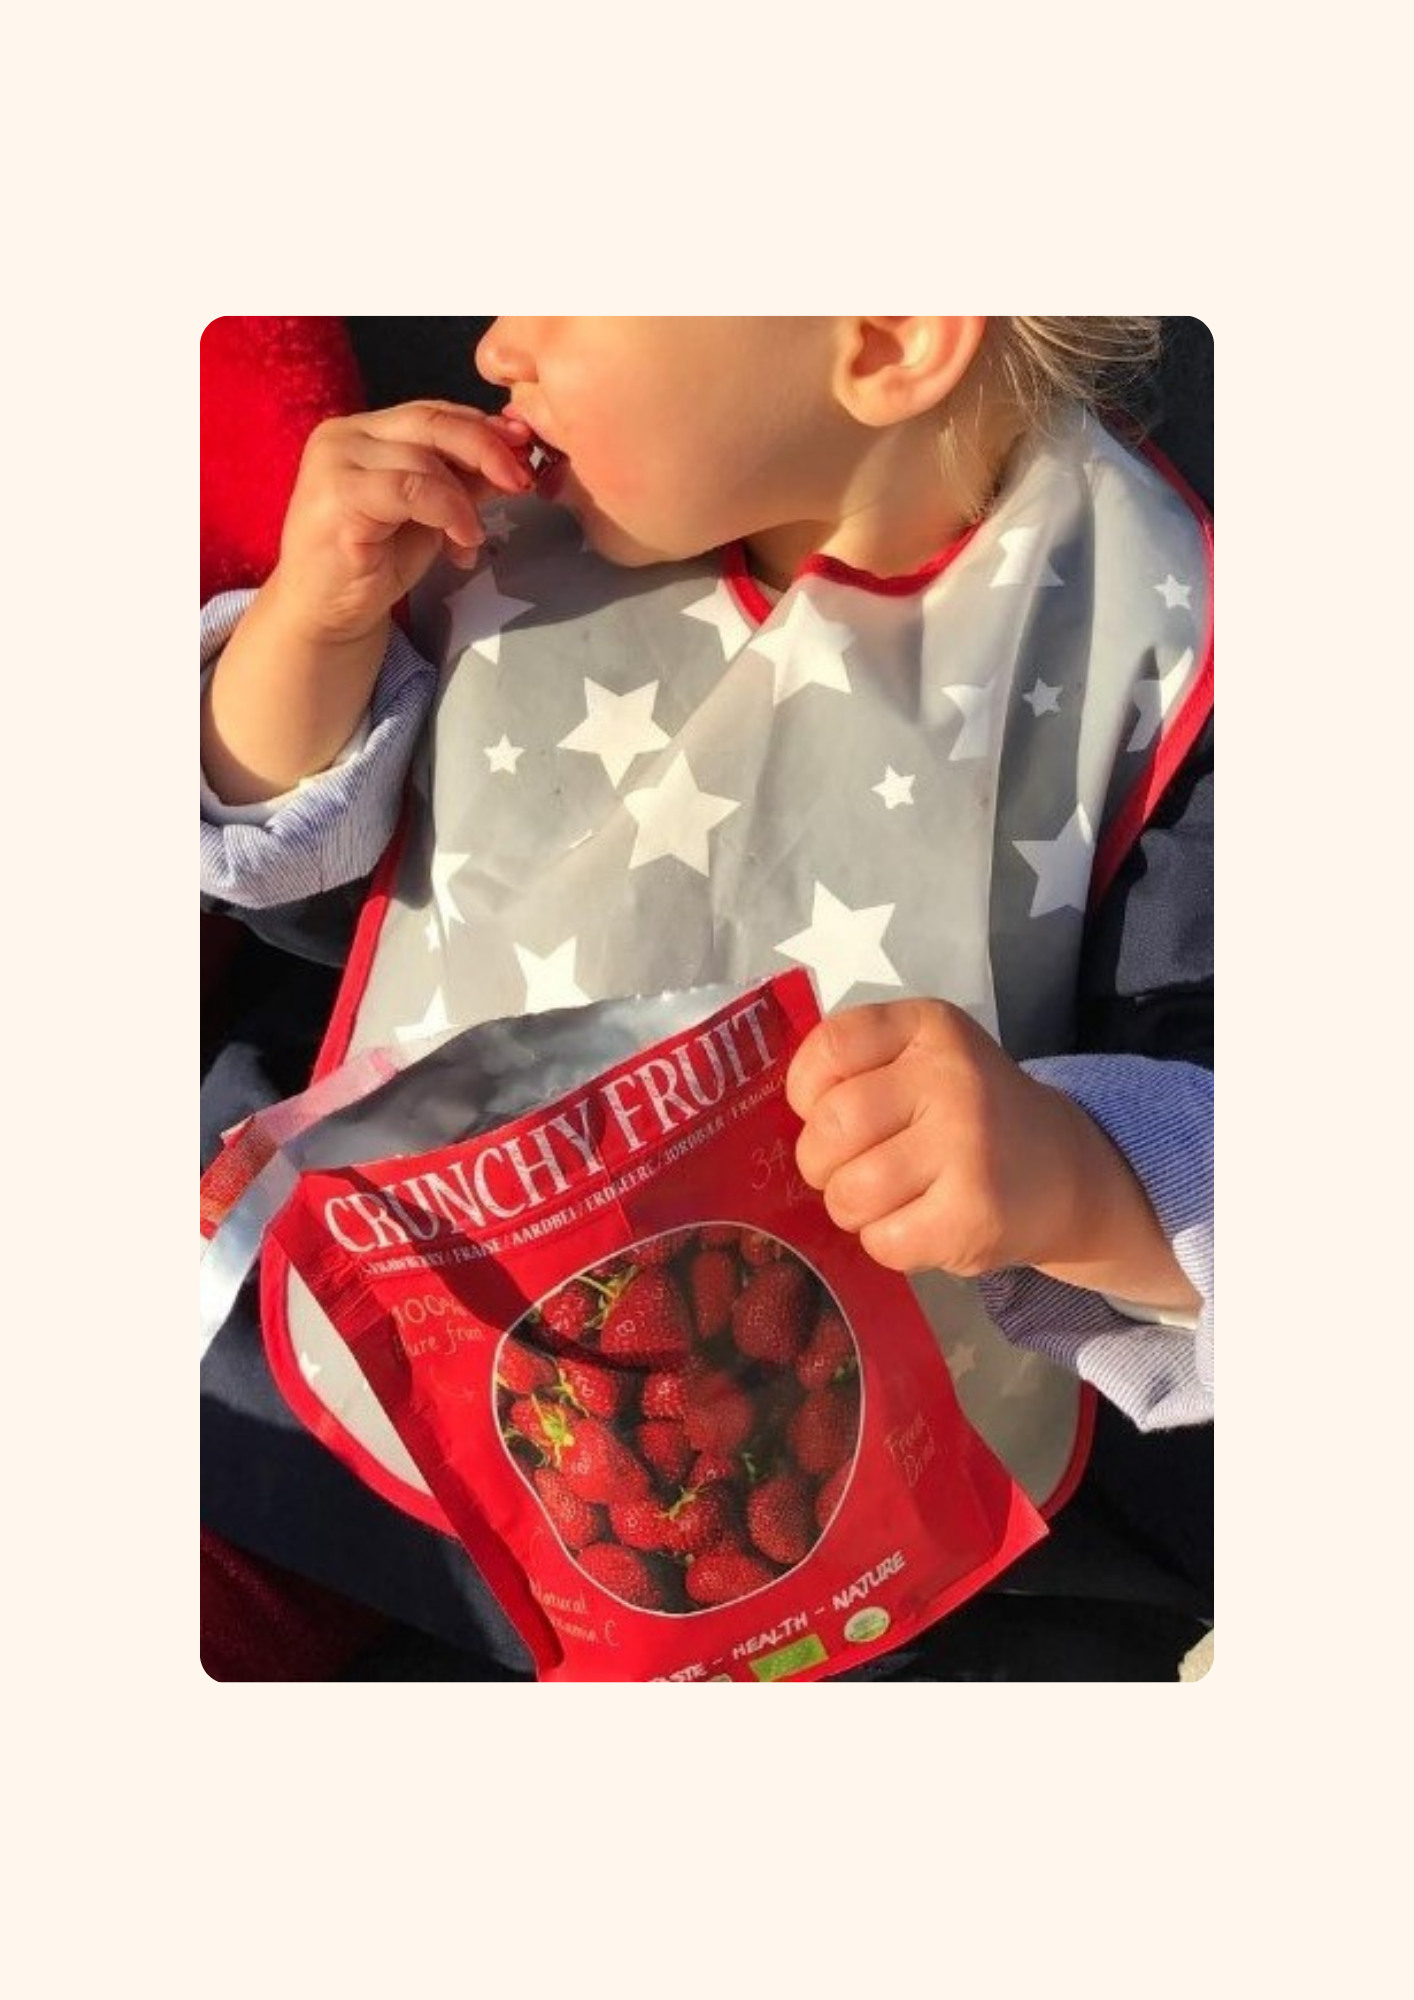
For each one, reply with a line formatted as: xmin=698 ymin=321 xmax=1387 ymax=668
xmin=794 ymin=1063 xmax=922 ymax=1189
xmin=814 ymin=1128 xmax=936 ymax=1238
xmin=341 ymin=461 xmax=485 ymax=550
xmin=359 ymin=401 xmax=535 ymax=493
xmin=786 ymin=1000 xmax=935 ymax=1119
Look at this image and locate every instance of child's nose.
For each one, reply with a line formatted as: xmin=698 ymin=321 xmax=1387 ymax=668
xmin=475 ymin=319 xmax=537 ymax=390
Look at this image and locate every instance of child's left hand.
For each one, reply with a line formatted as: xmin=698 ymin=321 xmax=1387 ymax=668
xmin=787 ymin=1000 xmax=1197 ymax=1316
xmin=786 ymin=999 xmax=1080 ymax=1278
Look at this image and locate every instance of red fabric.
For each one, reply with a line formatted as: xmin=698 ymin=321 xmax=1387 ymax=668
xmin=202 ymin=316 xmax=390 ymax=1679
xmin=200 ymin=316 xmax=365 ymax=601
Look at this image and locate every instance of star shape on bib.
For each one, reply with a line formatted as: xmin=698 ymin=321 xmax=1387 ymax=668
xmin=1155 ymin=573 xmax=1192 ymax=611
xmin=559 ymin=677 xmax=670 ymax=787
xmin=682 ymin=579 xmax=756 ymax=658
xmin=775 ymin=882 xmax=903 ymax=1009
xmin=514 ymin=938 xmax=589 ymax=1012
xmin=429 ymin=849 xmax=471 ymax=933
xmin=485 ymin=734 xmax=524 ymax=774
xmin=1127 ymin=648 xmax=1195 ymax=753
xmin=989 ymin=525 xmax=1064 ymax=590
xmin=1022 ymin=678 xmax=1061 ymax=717
xmin=1014 ymin=804 xmax=1094 ymax=918
xmin=479 ymin=502 xmax=520 ymax=542
xmin=948 ymin=1340 xmax=978 ymax=1382
xmin=393 ymin=987 xmax=453 ymax=1044
xmin=873 ymin=766 xmax=916 ymax=810
xmin=297 ymin=1350 xmax=323 ymax=1384
xmin=444 ymin=564 xmax=535 ymax=665
xmin=940 ymin=677 xmax=1007 ymax=762
xmin=623 ymin=754 xmax=739 ymax=876
xmin=748 ymin=591 xmax=855 ymax=705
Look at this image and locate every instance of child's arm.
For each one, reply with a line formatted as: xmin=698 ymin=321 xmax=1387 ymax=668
xmin=202 ymin=402 xmax=534 ymax=804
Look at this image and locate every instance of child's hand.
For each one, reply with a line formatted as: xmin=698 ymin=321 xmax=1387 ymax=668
xmin=786 ymin=999 xmax=1199 ymax=1312
xmin=786 ymin=999 xmax=1077 ymax=1278
xmin=267 ymin=401 xmax=536 ymax=646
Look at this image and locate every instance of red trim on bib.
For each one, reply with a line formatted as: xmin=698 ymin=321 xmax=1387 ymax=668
xmin=722 ymin=525 xmax=982 ymax=626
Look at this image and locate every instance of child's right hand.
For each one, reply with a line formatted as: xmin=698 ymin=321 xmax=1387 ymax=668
xmin=265 ymin=401 xmax=537 ymax=646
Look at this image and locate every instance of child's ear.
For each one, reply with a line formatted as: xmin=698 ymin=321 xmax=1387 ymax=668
xmin=834 ymin=318 xmax=989 ymax=427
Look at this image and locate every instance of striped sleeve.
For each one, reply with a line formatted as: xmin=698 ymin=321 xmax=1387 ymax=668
xmin=199 ymin=592 xmax=437 ymax=909
xmin=975 ymin=1053 xmax=1213 ymax=1430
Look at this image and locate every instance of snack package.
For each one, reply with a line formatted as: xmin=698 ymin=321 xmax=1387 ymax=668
xmin=266 ymin=970 xmax=1046 ymax=1681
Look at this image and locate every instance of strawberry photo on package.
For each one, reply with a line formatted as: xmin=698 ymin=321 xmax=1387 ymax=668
xmin=269 ymin=970 xmax=1046 ymax=1681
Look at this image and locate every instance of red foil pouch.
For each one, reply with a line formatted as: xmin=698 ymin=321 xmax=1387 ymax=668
xmin=268 ymin=970 xmax=1045 ymax=1681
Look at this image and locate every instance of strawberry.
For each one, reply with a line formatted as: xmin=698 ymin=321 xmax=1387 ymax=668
xmin=641 ymin=1362 xmax=702 ymax=1421
xmin=688 ymin=1449 xmax=742 ymax=1489
xmin=516 ymin=1398 xmax=652 ymax=1504
xmin=746 ymin=1469 xmax=816 ymax=1567
xmin=788 ymin=1380 xmax=860 ymax=1477
xmin=533 ymin=1468 xmax=607 ymax=1551
xmin=697 ymin=1224 xmax=741 ymax=1249
xmin=635 ymin=1420 xmax=695 ymax=1489
xmin=795 ymin=1307 xmax=858 ymax=1390
xmin=578 ymin=1542 xmax=673 ymax=1610
xmin=609 ymin=1497 xmax=677 ymax=1551
xmin=731 ymin=1260 xmax=814 ymax=1366
xmin=686 ymin=1247 xmax=738 ymax=1342
xmin=740 ymin=1229 xmax=786 ymax=1266
xmin=633 ymin=1228 xmax=697 ymax=1266
xmin=495 ymin=1339 xmax=558 ymax=1395
xmin=540 ymin=1280 xmax=599 ymax=1346
xmin=600 ymin=1267 xmax=693 ymax=1368
xmin=814 ymin=1462 xmax=850 ymax=1533
xmin=682 ymin=1369 xmax=756 ymax=1456
xmin=557 ymin=1355 xmax=631 ymax=1420
xmin=662 ymin=1482 xmax=737 ymax=1556
xmin=685 ymin=1545 xmax=779 ymax=1606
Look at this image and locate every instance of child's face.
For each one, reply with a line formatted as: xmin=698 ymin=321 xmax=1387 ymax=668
xmin=475 ymin=318 xmax=858 ymax=580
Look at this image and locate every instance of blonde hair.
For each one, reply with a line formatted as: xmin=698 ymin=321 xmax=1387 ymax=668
xmin=944 ymin=316 xmax=1164 ymax=518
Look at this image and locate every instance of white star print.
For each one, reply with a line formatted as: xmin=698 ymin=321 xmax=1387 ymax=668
xmin=559 ymin=678 xmax=670 ymax=786
xmin=989 ymin=526 xmax=1063 ymax=590
xmin=393 ymin=987 xmax=453 ymax=1043
xmin=485 ymin=734 xmax=524 ymax=774
xmin=940 ymin=678 xmax=1007 ymax=761
xmin=423 ymin=912 xmax=440 ymax=951
xmin=444 ymin=565 xmax=535 ymax=665
xmin=1155 ymin=574 xmax=1192 ymax=611
xmin=748 ymin=591 xmax=855 ymax=705
xmin=480 ymin=502 xmax=519 ymax=542
xmin=948 ymin=1341 xmax=978 ymax=1382
xmin=429 ymin=849 xmax=471 ymax=933
xmin=514 ymin=939 xmax=590 ymax=1012
xmin=1014 ymin=804 xmax=1095 ymax=918
xmin=623 ymin=755 xmax=739 ymax=876
xmin=297 ymin=1350 xmax=323 ymax=1384
xmin=873 ymin=767 xmax=916 ymax=810
xmin=1127 ymin=648 xmax=1195 ymax=752
xmin=776 ymin=882 xmax=903 ymax=1010
xmin=682 ymin=579 xmax=756 ymax=658
xmin=1022 ymin=678 xmax=1061 ymax=717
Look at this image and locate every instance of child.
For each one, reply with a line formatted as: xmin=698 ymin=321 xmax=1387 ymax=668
xmin=201 ymin=317 xmax=1213 ymax=1680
